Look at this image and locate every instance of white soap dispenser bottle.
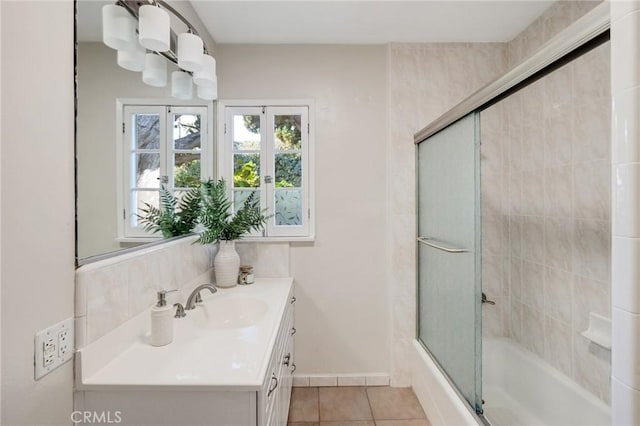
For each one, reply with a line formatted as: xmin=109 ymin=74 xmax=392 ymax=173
xmin=151 ymin=290 xmax=174 ymax=347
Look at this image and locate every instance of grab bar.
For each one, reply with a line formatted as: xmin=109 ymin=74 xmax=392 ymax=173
xmin=417 ymin=237 xmax=467 ymax=253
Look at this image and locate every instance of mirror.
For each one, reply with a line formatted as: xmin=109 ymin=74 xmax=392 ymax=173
xmin=76 ymin=0 xmax=214 ymax=263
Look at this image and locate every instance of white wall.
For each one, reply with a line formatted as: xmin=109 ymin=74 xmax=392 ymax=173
xmin=1 ymin=1 xmax=75 ymax=425
xmin=217 ymin=45 xmax=391 ymax=376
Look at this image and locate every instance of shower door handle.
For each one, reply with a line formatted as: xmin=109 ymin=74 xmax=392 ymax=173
xmin=417 ymin=237 xmax=468 ymax=253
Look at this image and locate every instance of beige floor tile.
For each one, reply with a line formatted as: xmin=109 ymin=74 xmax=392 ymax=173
xmin=319 ymin=422 xmax=375 ymax=426
xmin=375 ymin=420 xmax=431 ymax=426
xmin=319 ymin=387 xmax=373 ymax=421
xmin=288 ymin=387 xmax=320 ymax=422
xmin=366 ymin=387 xmax=426 ymax=420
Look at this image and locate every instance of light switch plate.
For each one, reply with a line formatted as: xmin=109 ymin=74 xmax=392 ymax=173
xmin=34 ymin=318 xmax=74 ymax=380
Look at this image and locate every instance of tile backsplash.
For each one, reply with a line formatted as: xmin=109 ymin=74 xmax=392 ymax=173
xmin=75 ymin=237 xmax=290 ymax=348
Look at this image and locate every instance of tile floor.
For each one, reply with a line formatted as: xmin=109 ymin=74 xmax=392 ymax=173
xmin=287 ymin=386 xmax=431 ymax=426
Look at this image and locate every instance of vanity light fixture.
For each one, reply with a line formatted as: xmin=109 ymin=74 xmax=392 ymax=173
xmin=177 ymin=32 xmax=204 ymax=72
xmin=193 ymin=55 xmax=217 ymax=88
xmin=117 ymin=39 xmax=146 ymax=72
xmin=102 ymin=4 xmax=136 ymax=51
xmin=138 ymin=4 xmax=170 ymax=52
xmin=172 ymin=71 xmax=193 ymax=100
xmin=197 ymin=78 xmax=217 ymax=101
xmin=102 ymin=0 xmax=218 ymax=100
xmin=142 ymin=53 xmax=167 ymax=87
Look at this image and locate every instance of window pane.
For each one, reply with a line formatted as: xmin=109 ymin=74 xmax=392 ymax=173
xmin=133 ymin=114 xmax=160 ymax=149
xmin=131 ymin=190 xmax=159 ymax=227
xmin=275 ymin=189 xmax=302 ymax=226
xmin=234 ymin=153 xmax=260 ymax=188
xmin=233 ymin=115 xmax=261 ymax=151
xmin=174 ymin=153 xmax=201 ymax=188
xmin=173 ymin=113 xmax=201 ymax=151
xmin=274 ymin=115 xmax=302 ymax=150
xmin=133 ymin=153 xmax=160 ymax=188
xmin=275 ymin=153 xmax=301 ymax=188
xmin=233 ymin=189 xmax=258 ymax=214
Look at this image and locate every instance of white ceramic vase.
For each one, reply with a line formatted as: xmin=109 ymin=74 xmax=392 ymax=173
xmin=214 ymin=240 xmax=240 ymax=288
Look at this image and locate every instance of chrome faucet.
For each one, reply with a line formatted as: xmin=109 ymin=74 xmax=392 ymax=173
xmin=185 ymin=283 xmax=217 ymax=310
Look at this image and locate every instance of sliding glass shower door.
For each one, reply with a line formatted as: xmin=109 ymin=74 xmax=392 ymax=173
xmin=417 ymin=113 xmax=482 ymax=413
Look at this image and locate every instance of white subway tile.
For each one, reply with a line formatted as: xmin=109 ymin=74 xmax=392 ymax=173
xmin=612 ymin=237 xmax=640 ymax=313
xmin=337 ymin=375 xmax=366 ymax=386
xmin=86 ymin=265 xmax=129 ymax=344
xmin=612 ymin=308 xmax=640 ymax=389
xmin=74 ymin=316 xmax=87 ymax=350
xmin=75 ymin=270 xmax=88 ymax=317
xmin=292 ymin=375 xmax=310 ymax=387
xmin=612 ymin=377 xmax=640 ymax=425
xmin=613 ymin=164 xmax=640 ymax=237
xmin=612 ymin=1 xmax=640 ymax=23
xmin=613 ymin=88 xmax=640 ymax=164
xmin=309 ymin=375 xmax=337 ymax=387
xmin=611 ymin=10 xmax=640 ymax=93
xmin=365 ymin=374 xmax=390 ymax=386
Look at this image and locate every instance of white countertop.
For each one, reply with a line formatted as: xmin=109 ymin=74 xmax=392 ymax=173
xmin=77 ymin=278 xmax=293 ymax=392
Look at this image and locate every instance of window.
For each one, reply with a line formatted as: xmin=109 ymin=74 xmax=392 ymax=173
xmin=220 ymin=102 xmax=314 ymax=239
xmin=117 ymin=102 xmax=212 ymax=239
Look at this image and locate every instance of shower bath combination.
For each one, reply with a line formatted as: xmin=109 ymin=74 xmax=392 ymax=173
xmin=413 ymin=3 xmax=613 ymax=425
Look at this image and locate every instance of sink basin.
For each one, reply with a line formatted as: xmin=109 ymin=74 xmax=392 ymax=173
xmin=189 ymin=297 xmax=269 ymax=330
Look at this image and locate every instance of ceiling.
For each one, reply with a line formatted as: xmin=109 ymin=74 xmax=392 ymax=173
xmin=190 ymin=1 xmax=555 ymax=44
xmin=78 ymin=0 xmax=556 ymax=45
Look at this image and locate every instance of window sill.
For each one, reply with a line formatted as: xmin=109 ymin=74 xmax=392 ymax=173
xmin=237 ymin=236 xmax=315 ymax=243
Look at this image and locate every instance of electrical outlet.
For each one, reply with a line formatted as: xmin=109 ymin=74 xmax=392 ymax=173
xmin=43 ymin=338 xmax=56 ymax=367
xmin=34 ymin=318 xmax=74 ymax=380
xmin=58 ymin=329 xmax=70 ymax=357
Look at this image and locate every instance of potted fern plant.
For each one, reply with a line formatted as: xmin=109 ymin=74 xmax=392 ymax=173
xmin=197 ymin=179 xmax=268 ymax=288
xmin=138 ymin=185 xmax=201 ymax=238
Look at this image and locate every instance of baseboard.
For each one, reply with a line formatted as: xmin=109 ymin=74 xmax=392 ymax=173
xmin=292 ymin=373 xmax=390 ymax=387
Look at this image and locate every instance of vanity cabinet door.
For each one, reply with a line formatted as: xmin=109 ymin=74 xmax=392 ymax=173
xmin=279 ymin=301 xmax=295 ymax=425
xmin=259 ymin=290 xmax=294 ymax=426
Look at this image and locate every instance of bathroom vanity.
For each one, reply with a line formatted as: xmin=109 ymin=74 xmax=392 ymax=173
xmin=75 ymin=278 xmax=295 ymax=426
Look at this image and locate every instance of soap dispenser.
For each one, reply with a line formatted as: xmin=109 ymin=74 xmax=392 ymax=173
xmin=151 ymin=290 xmax=174 ymax=347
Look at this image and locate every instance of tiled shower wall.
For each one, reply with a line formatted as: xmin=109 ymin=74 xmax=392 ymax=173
xmin=388 ymin=43 xmax=508 ymax=385
xmin=75 ymin=237 xmax=290 ymax=349
xmin=481 ymin=40 xmax=612 ymax=403
xmin=387 ymin=0 xmax=601 ymax=386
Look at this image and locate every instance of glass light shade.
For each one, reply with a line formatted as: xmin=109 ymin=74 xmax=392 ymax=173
xmin=138 ymin=5 xmax=170 ymax=52
xmin=102 ymin=5 xmax=136 ymax=51
xmin=177 ymin=33 xmax=204 ymax=72
xmin=193 ymin=55 xmax=216 ymax=87
xmin=197 ymin=78 xmax=217 ymax=100
xmin=171 ymin=71 xmax=193 ymax=99
xmin=117 ymin=41 xmax=146 ymax=72
xmin=142 ymin=54 xmax=167 ymax=87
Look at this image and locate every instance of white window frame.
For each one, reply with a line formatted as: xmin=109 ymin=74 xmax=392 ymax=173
xmin=116 ymin=98 xmax=214 ymax=242
xmin=218 ymin=99 xmax=315 ymax=241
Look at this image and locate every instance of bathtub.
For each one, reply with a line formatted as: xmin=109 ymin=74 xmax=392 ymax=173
xmin=483 ymin=338 xmax=610 ymax=426
xmin=411 ymin=338 xmax=611 ymax=426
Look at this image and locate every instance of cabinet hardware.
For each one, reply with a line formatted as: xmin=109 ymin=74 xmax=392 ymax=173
xmin=290 ymin=327 xmax=296 ymax=335
xmin=291 ymin=363 xmax=297 ymax=374
xmin=267 ymin=373 xmax=278 ymax=396
xmin=290 ymin=296 xmax=296 ymax=304
xmin=283 ymin=353 xmax=291 ymax=366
